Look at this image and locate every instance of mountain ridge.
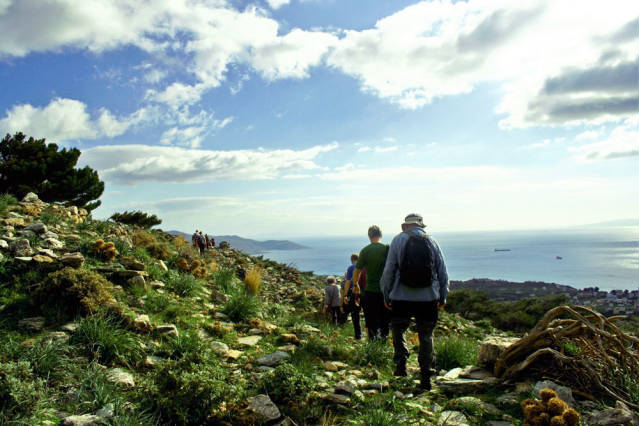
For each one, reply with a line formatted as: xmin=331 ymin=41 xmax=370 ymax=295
xmin=166 ymin=230 xmax=309 ymax=253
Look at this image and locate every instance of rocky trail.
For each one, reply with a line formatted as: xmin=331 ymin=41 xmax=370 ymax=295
xmin=0 ymin=193 xmax=638 ymax=425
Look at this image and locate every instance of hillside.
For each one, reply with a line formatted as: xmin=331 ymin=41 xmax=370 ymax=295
xmin=167 ymin=231 xmax=309 ymax=253
xmin=1 ymin=193 xmax=637 ymax=425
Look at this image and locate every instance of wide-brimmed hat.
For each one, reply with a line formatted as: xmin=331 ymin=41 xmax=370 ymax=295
xmin=402 ymin=213 xmax=426 ymax=228
xmin=326 ymin=276 xmax=336 ymax=283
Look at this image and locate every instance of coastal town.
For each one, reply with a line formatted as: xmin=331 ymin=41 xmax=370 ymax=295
xmin=451 ymin=278 xmax=639 ymax=316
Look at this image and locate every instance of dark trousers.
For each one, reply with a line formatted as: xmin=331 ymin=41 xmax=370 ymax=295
xmin=362 ymin=292 xmax=391 ymax=341
xmin=390 ymin=300 xmax=438 ymax=371
xmin=341 ymin=302 xmax=362 ymax=340
xmin=327 ymin=306 xmax=339 ymax=325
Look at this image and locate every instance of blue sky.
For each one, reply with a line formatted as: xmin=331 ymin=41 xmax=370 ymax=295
xmin=1 ymin=0 xmax=638 ymax=238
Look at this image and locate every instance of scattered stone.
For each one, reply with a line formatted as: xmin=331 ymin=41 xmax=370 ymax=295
xmin=42 ymin=231 xmax=59 ymax=240
xmin=158 ymin=260 xmax=168 ymax=271
xmin=33 ymin=254 xmax=54 ymax=263
xmin=10 ymin=238 xmax=33 ymax=257
xmin=95 ymin=403 xmax=115 ymax=418
xmin=61 ymin=322 xmax=79 ymax=333
xmin=112 ymin=270 xmax=147 ymax=280
xmin=127 ymin=275 xmax=147 ymax=289
xmin=141 ymin=355 xmax=165 ymax=368
xmin=405 ymin=402 xmax=434 ymax=416
xmin=324 ymin=393 xmax=350 ymax=405
xmin=156 ymin=324 xmax=179 ymax=337
xmin=44 ymin=238 xmax=65 ymax=249
xmin=46 ymin=331 xmax=70 ymax=344
xmin=18 ymin=316 xmax=45 ymax=331
xmin=248 ymin=328 xmax=264 ymax=335
xmin=149 ymin=280 xmax=165 ymax=289
xmin=335 ymin=380 xmax=357 ymax=395
xmin=15 ymin=256 xmax=32 ymax=262
xmin=211 ymin=341 xmax=230 ymax=354
xmin=38 ymin=248 xmax=58 ymax=258
xmin=478 ymin=336 xmax=519 ymax=367
xmin=106 ymin=368 xmax=135 ymax=388
xmin=279 ymin=333 xmax=300 ymax=344
xmin=60 ymin=252 xmax=84 ymax=268
xmin=3 ymin=217 xmax=25 ymax=227
xmin=278 ymin=344 xmax=297 ymax=353
xmin=485 ymin=422 xmax=514 ymax=426
xmin=459 ymin=365 xmax=494 ymax=380
xmin=238 ymin=335 xmax=262 ymax=346
xmin=225 ymin=349 xmax=243 ymax=360
xmin=25 ymin=222 xmax=47 ymax=234
xmin=120 ymin=256 xmax=145 ymax=271
xmin=210 ymin=289 xmax=228 ymax=304
xmin=63 ymin=414 xmax=102 ymax=426
xmin=585 ymin=401 xmax=638 ymax=425
xmin=247 ymin=394 xmax=281 ymax=423
xmin=533 ymin=380 xmax=575 ymax=407
xmin=437 ymin=376 xmax=497 ymax=395
xmin=296 ymin=324 xmax=321 ymax=334
xmin=495 ymin=392 xmax=519 ymax=407
xmin=0 ymin=239 xmax=8 ymax=249
xmin=133 ymin=314 xmax=152 ymax=332
xmin=323 ymin=361 xmax=348 ymax=372
xmin=446 ymin=396 xmax=501 ymax=416
xmin=256 ymin=351 xmax=290 ymax=366
xmin=437 ymin=411 xmax=469 ymax=426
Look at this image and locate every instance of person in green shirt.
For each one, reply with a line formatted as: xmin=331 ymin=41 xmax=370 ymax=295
xmin=352 ymin=225 xmax=390 ymax=341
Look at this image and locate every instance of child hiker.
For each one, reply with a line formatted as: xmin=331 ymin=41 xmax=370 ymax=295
xmin=323 ymin=276 xmax=341 ymax=325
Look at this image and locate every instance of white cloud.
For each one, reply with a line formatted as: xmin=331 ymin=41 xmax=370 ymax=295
xmin=357 ymin=146 xmax=371 ymax=152
xmin=80 ymin=142 xmax=338 ymax=184
xmin=0 ymin=98 xmax=149 ymax=142
xmin=574 ymin=122 xmax=639 ymax=160
xmin=160 ymin=126 xmax=205 ymax=148
xmin=374 ymin=146 xmax=397 ymax=153
xmin=266 ymin=0 xmax=291 ymax=10
xmin=575 ymin=128 xmax=606 ymax=141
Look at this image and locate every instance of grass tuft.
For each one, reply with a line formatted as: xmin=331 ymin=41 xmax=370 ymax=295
xmin=434 ymin=335 xmax=479 ymax=370
xmin=244 ymin=266 xmax=262 ymax=296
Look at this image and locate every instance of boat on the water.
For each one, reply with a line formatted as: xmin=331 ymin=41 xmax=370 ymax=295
xmin=556 ymin=256 xmax=563 ymax=260
xmin=494 ymin=249 xmax=511 ymax=252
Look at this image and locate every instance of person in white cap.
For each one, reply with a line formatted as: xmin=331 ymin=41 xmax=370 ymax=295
xmin=380 ymin=213 xmax=449 ymax=391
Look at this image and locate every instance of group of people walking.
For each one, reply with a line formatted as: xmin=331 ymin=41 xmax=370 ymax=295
xmin=323 ymin=213 xmax=449 ymax=391
xmin=191 ymin=230 xmax=216 ymax=255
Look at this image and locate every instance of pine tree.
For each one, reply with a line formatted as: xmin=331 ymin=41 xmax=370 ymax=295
xmin=0 ymin=132 xmax=105 ymax=211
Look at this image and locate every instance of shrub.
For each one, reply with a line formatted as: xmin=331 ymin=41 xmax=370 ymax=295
xmin=434 ymin=336 xmax=479 ymax=370
xmin=110 ymin=210 xmax=162 ymax=228
xmin=71 ymin=314 xmax=144 ymax=366
xmin=213 ymin=267 xmax=235 ymax=293
xmin=91 ymin=239 xmax=119 ymax=261
xmin=0 ymin=193 xmax=18 ymax=216
xmin=166 ymin=272 xmax=200 ymax=297
xmin=162 ymin=331 xmax=207 ymax=363
xmin=132 ymin=231 xmax=172 ymax=260
xmin=0 ymin=361 xmax=46 ymax=421
xmin=36 ymin=267 xmax=117 ymax=318
xmin=244 ymin=266 xmax=262 ymax=296
xmin=358 ymin=408 xmax=403 ymax=426
xmin=257 ymin=363 xmax=314 ymax=404
xmin=351 ymin=340 xmax=393 ymax=369
xmin=222 ymin=290 xmax=259 ymax=322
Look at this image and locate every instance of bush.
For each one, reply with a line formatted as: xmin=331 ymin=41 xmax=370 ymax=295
xmin=132 ymin=231 xmax=172 ymax=260
xmin=166 ymin=271 xmax=200 ymax=297
xmin=36 ymin=267 xmax=117 ymax=318
xmin=0 ymin=361 xmax=46 ymax=421
xmin=222 ymin=290 xmax=259 ymax=322
xmin=70 ymin=314 xmax=144 ymax=366
xmin=257 ymin=363 xmax=314 ymax=404
xmin=351 ymin=340 xmax=393 ymax=369
xmin=110 ymin=210 xmax=162 ymax=228
xmin=434 ymin=336 xmax=479 ymax=370
xmin=213 ymin=267 xmax=235 ymax=293
xmin=244 ymin=266 xmax=262 ymax=296
xmin=0 ymin=193 xmax=18 ymax=216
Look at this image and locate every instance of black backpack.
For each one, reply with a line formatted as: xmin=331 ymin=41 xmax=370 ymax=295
xmin=399 ymin=232 xmax=434 ymax=288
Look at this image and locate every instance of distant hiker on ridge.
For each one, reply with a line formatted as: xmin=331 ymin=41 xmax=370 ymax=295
xmin=197 ymin=231 xmax=206 ymax=255
xmin=352 ymin=225 xmax=391 ymax=341
xmin=381 ymin=213 xmax=449 ymax=391
xmin=341 ymin=253 xmax=366 ymax=340
xmin=192 ymin=230 xmax=198 ymax=247
xmin=323 ymin=276 xmax=341 ymax=325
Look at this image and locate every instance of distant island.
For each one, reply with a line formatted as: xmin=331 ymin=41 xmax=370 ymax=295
xmin=167 ymin=231 xmax=309 ymax=254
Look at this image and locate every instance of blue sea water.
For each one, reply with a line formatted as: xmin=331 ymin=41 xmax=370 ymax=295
xmin=262 ymin=227 xmax=639 ymax=291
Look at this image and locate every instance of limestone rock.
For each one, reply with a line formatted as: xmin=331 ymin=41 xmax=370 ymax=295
xmin=533 ymin=380 xmax=575 ymax=407
xmin=247 ymin=394 xmax=281 ymax=423
xmin=120 ymin=256 xmax=145 ymax=271
xmin=33 ymin=254 xmax=54 ymax=263
xmin=10 ymin=238 xmax=33 ymax=257
xmin=38 ymin=248 xmax=58 ymax=258
xmin=18 ymin=316 xmax=45 ymax=331
xmin=3 ymin=217 xmax=25 ymax=227
xmin=459 ymin=365 xmax=494 ymax=380
xmin=95 ymin=403 xmax=114 ymax=419
xmin=25 ymin=222 xmax=47 ymax=234
xmin=149 ymin=280 xmax=165 ymax=289
xmin=225 ymin=349 xmax=243 ymax=360
xmin=44 ymin=238 xmax=64 ymax=249
xmin=335 ymin=380 xmax=357 ymax=395
xmin=279 ymin=333 xmax=300 ymax=344
xmin=323 ymin=361 xmax=348 ymax=372
xmin=211 ymin=341 xmax=230 ymax=354
xmin=324 ymin=393 xmax=350 ymax=405
xmin=127 ymin=275 xmax=147 ymax=289
xmin=0 ymin=239 xmax=8 ymax=250
xmin=446 ymin=396 xmax=500 ymax=416
xmin=158 ymin=260 xmax=168 ymax=271
xmin=22 ymin=192 xmax=39 ymax=203
xmin=141 ymin=355 xmax=165 ymax=368
xmin=133 ymin=314 xmax=152 ymax=332
xmin=587 ymin=403 xmax=637 ymax=426
xmin=63 ymin=414 xmax=102 ymax=426
xmin=61 ymin=322 xmax=79 ymax=333
xmin=238 ymin=335 xmax=262 ymax=346
xmin=437 ymin=376 xmax=498 ymax=395
xmin=256 ymin=351 xmax=290 ymax=366
xmin=60 ymin=252 xmax=84 ymax=268
xmin=106 ymin=368 xmax=135 ymax=388
xmin=156 ymin=324 xmax=179 ymax=337
xmin=45 ymin=331 xmax=70 ymax=344
xmin=15 ymin=256 xmax=32 ymax=262
xmin=478 ymin=336 xmax=519 ymax=367
xmin=437 ymin=411 xmax=469 ymax=426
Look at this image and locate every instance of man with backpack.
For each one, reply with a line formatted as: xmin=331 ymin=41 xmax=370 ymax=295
xmin=380 ymin=213 xmax=449 ymax=391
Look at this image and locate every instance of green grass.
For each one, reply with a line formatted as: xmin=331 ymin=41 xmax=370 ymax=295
xmin=24 ymin=339 xmax=71 ymax=381
xmin=0 ymin=193 xmax=18 ymax=216
xmin=350 ymin=339 xmax=394 ymax=370
xmin=434 ymin=335 xmax=479 ymax=370
xmin=257 ymin=363 xmax=315 ymax=405
xmin=221 ymin=290 xmax=260 ymax=322
xmin=166 ymin=271 xmax=201 ymax=297
xmin=70 ymin=314 xmax=144 ymax=367
xmin=212 ymin=267 xmax=235 ymax=293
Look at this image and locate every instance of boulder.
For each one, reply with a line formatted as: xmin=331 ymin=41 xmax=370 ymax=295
xmin=106 ymin=368 xmax=135 ymax=388
xmin=335 ymin=380 xmax=357 ymax=395
xmin=10 ymin=238 xmax=33 ymax=257
xmin=437 ymin=377 xmax=498 ymax=395
xmin=63 ymin=414 xmax=103 ymax=426
xmin=586 ymin=402 xmax=637 ymax=426
xmin=25 ymin=222 xmax=47 ymax=234
xmin=44 ymin=237 xmax=64 ymax=249
xmin=156 ymin=324 xmax=179 ymax=337
xmin=256 ymin=351 xmax=290 ymax=366
xmin=323 ymin=361 xmax=348 ymax=372
xmin=211 ymin=341 xmax=230 ymax=354
xmin=279 ymin=333 xmax=300 ymax=344
xmin=478 ymin=336 xmax=519 ymax=367
xmin=445 ymin=396 xmax=500 ymax=416
xmin=127 ymin=275 xmax=147 ymax=289
xmin=225 ymin=349 xmax=243 ymax=360
xmin=3 ymin=218 xmax=25 ymax=227
xmin=323 ymin=393 xmax=350 ymax=405
xmin=437 ymin=411 xmax=469 ymax=426
xmin=120 ymin=256 xmax=145 ymax=271
xmin=238 ymin=335 xmax=262 ymax=346
xmin=22 ymin=192 xmax=39 ymax=203
xmin=60 ymin=252 xmax=84 ymax=268
xmin=33 ymin=254 xmax=54 ymax=263
xmin=133 ymin=314 xmax=152 ymax=332
xmin=247 ymin=394 xmax=281 ymax=423
xmin=533 ymin=380 xmax=575 ymax=407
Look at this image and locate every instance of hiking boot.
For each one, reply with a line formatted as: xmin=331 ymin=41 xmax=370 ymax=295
xmin=393 ymin=362 xmax=407 ymax=377
xmin=419 ymin=370 xmax=432 ymax=391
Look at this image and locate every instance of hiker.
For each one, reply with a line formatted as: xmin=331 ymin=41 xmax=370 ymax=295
xmin=197 ymin=231 xmax=206 ymax=255
xmin=352 ymin=225 xmax=391 ymax=341
xmin=192 ymin=230 xmax=198 ymax=247
xmin=205 ymin=233 xmax=210 ymax=248
xmin=211 ymin=238 xmax=216 ymax=248
xmin=323 ymin=276 xmax=341 ymax=325
xmin=341 ymin=253 xmax=366 ymax=340
xmin=380 ymin=213 xmax=449 ymax=391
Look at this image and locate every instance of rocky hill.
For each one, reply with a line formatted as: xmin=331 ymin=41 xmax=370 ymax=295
xmin=1 ymin=193 xmax=637 ymax=425
xmin=167 ymin=231 xmax=309 ymax=254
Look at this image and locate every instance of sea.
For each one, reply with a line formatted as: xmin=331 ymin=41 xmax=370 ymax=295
xmin=261 ymin=227 xmax=639 ymax=292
